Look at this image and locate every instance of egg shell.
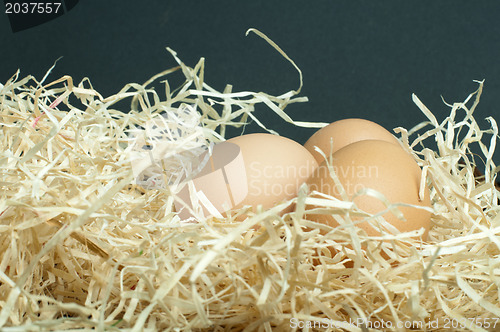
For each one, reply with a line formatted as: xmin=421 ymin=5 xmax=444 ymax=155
xmin=304 ymin=118 xmax=400 ymax=163
xmin=306 ymin=140 xmax=432 ymax=239
xmin=173 ymin=141 xmax=248 ymax=220
xmin=227 ymin=133 xmax=318 ymax=213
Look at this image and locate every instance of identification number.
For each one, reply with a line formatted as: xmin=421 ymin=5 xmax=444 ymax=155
xmin=5 ymin=2 xmax=62 ymax=14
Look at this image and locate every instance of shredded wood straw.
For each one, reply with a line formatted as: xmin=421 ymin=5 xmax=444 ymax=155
xmin=1 ymin=29 xmax=499 ymax=331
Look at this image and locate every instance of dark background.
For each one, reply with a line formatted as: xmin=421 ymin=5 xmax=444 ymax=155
xmin=1 ymin=0 xmax=499 ymax=166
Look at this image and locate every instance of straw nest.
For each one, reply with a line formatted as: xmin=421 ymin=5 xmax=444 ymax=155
xmin=0 ymin=29 xmax=499 ymax=331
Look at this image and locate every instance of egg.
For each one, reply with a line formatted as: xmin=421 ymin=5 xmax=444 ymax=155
xmin=227 ymin=133 xmax=318 ymax=213
xmin=304 ymin=118 xmax=400 ymax=163
xmin=174 ymin=141 xmax=248 ymax=220
xmin=306 ymin=140 xmax=431 ymax=239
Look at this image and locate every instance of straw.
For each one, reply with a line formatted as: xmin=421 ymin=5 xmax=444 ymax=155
xmin=0 ymin=29 xmax=498 ymax=331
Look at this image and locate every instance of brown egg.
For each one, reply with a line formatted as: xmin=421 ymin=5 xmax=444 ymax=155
xmin=227 ymin=133 xmax=318 ymax=213
xmin=306 ymin=140 xmax=431 ymax=240
xmin=304 ymin=118 xmax=400 ymax=163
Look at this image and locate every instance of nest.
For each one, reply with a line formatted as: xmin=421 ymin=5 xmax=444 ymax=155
xmin=0 ymin=29 xmax=499 ymax=331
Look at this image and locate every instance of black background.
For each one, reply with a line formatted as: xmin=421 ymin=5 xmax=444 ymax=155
xmin=1 ymin=1 xmax=499 ymax=166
